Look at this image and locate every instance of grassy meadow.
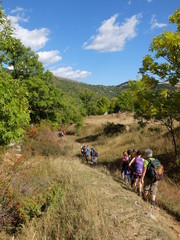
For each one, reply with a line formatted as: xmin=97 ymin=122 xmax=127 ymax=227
xmin=0 ymin=113 xmax=180 ymax=239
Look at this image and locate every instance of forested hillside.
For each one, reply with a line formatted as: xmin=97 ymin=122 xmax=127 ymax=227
xmin=53 ymin=76 xmax=129 ymax=99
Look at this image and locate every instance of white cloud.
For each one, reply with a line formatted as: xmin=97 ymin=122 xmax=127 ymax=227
xmin=8 ymin=13 xmax=49 ymax=51
xmin=10 ymin=7 xmax=29 ymax=23
xmin=83 ymin=13 xmax=141 ymax=52
xmin=10 ymin=7 xmax=24 ymax=14
xmin=51 ymin=66 xmax=92 ymax=79
xmin=37 ymin=50 xmax=62 ymax=67
xmin=151 ymin=15 xmax=167 ymax=29
xmin=7 ymin=7 xmax=90 ymax=80
xmin=147 ymin=0 xmax=153 ymax=3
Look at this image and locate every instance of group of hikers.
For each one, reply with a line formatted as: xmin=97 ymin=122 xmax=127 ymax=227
xmin=121 ymin=148 xmax=164 ymax=206
xmin=81 ymin=145 xmax=98 ymax=164
xmin=80 ymin=145 xmax=163 ymax=206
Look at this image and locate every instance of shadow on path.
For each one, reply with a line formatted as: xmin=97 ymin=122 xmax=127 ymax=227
xmin=78 ymin=152 xmax=180 ymax=222
xmin=76 ymin=134 xmax=100 ymax=144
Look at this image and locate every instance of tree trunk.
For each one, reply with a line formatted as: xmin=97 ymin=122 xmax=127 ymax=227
xmin=162 ymin=117 xmax=178 ymax=160
xmin=170 ymin=126 xmax=178 ymax=160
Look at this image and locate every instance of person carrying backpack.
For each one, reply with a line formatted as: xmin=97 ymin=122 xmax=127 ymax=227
xmin=141 ymin=149 xmax=163 ymax=206
xmin=129 ymin=148 xmax=138 ymax=188
xmin=85 ymin=145 xmax=90 ymax=163
xmin=90 ymin=147 xmax=94 ymax=161
xmin=81 ymin=145 xmax=86 ymax=155
xmin=129 ymin=150 xmax=144 ymax=196
xmin=92 ymin=150 xmax=98 ymax=164
xmin=121 ymin=151 xmax=128 ymax=180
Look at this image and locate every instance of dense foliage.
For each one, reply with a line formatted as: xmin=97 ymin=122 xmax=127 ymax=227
xmin=131 ymin=9 xmax=180 ymax=159
xmin=0 ymin=69 xmax=30 ymax=145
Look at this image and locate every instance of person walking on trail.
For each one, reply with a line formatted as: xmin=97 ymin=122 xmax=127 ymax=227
xmin=90 ymin=147 xmax=94 ymax=161
xmin=129 ymin=148 xmax=138 ymax=187
xmin=92 ymin=150 xmax=98 ymax=164
xmin=85 ymin=145 xmax=90 ymax=163
xmin=81 ymin=145 xmax=86 ymax=155
xmin=124 ymin=150 xmax=132 ymax=182
xmin=129 ymin=150 xmax=144 ymax=196
xmin=121 ymin=151 xmax=128 ymax=180
xmin=141 ymin=149 xmax=158 ymax=206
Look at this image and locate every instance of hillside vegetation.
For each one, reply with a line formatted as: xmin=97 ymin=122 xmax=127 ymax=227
xmin=53 ymin=76 xmax=129 ymax=99
xmin=0 ymin=113 xmax=180 ymax=239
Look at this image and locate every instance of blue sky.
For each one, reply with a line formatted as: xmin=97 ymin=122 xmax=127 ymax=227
xmin=2 ymin=0 xmax=180 ymax=86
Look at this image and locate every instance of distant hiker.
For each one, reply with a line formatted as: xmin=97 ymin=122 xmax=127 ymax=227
xmin=121 ymin=151 xmax=128 ymax=180
xmin=59 ymin=131 xmax=64 ymax=137
xmin=85 ymin=145 xmax=90 ymax=163
xmin=129 ymin=150 xmax=144 ymax=196
xmin=90 ymin=147 xmax=94 ymax=161
xmin=92 ymin=150 xmax=98 ymax=164
xmin=81 ymin=145 xmax=86 ymax=155
xmin=141 ymin=149 xmax=161 ymax=206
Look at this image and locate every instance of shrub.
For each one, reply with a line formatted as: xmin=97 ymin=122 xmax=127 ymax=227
xmin=103 ymin=122 xmax=125 ymax=136
xmin=22 ymin=123 xmax=62 ymax=157
xmin=0 ymin=153 xmax=63 ymax=233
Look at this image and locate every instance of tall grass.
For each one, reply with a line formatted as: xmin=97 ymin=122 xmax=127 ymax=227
xmin=78 ymin=113 xmax=180 ymax=219
xmin=0 ymin=114 xmax=179 ymax=239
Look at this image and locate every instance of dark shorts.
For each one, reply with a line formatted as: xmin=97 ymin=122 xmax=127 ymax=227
xmin=133 ymin=173 xmax=142 ymax=180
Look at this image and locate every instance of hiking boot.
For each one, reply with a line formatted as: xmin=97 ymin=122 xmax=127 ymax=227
xmin=142 ymin=196 xmax=148 ymax=202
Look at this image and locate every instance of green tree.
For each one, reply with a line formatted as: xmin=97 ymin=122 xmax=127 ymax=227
xmin=129 ymin=78 xmax=180 ymax=160
xmin=0 ymin=5 xmax=15 ymax=67
xmin=24 ymin=76 xmax=63 ymax=123
xmin=137 ymin=9 xmax=180 ymax=159
xmin=0 ymin=68 xmax=30 ymax=145
xmin=139 ymin=9 xmax=180 ymax=86
xmin=117 ymin=90 xmax=134 ymax=112
xmin=96 ymin=97 xmax=110 ymax=115
xmin=79 ymin=90 xmax=94 ymax=116
xmin=4 ymin=38 xmax=44 ymax=79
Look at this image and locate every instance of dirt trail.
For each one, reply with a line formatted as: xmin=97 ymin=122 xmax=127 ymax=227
xmin=63 ymin=134 xmax=180 ymax=240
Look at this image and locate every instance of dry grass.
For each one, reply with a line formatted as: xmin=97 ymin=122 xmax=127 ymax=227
xmin=5 ymin=157 xmax=178 ymax=240
xmin=0 ymin=113 xmax=180 ymax=239
xmin=84 ymin=112 xmax=137 ymax=126
xmin=77 ymin=113 xmax=180 ymax=219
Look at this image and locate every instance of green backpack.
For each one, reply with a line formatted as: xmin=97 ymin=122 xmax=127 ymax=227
xmin=146 ymin=158 xmax=164 ymax=183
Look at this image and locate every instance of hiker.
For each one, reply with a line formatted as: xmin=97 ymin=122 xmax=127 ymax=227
xmin=129 ymin=150 xmax=144 ymax=196
xmin=81 ymin=145 xmax=86 ymax=155
xmin=124 ymin=150 xmax=132 ymax=182
xmin=85 ymin=145 xmax=90 ymax=163
xmin=121 ymin=151 xmax=127 ymax=180
xmin=59 ymin=131 xmax=64 ymax=137
xmin=129 ymin=148 xmax=138 ymax=187
xmin=90 ymin=147 xmax=94 ymax=161
xmin=92 ymin=150 xmax=98 ymax=164
xmin=141 ymin=149 xmax=159 ymax=206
